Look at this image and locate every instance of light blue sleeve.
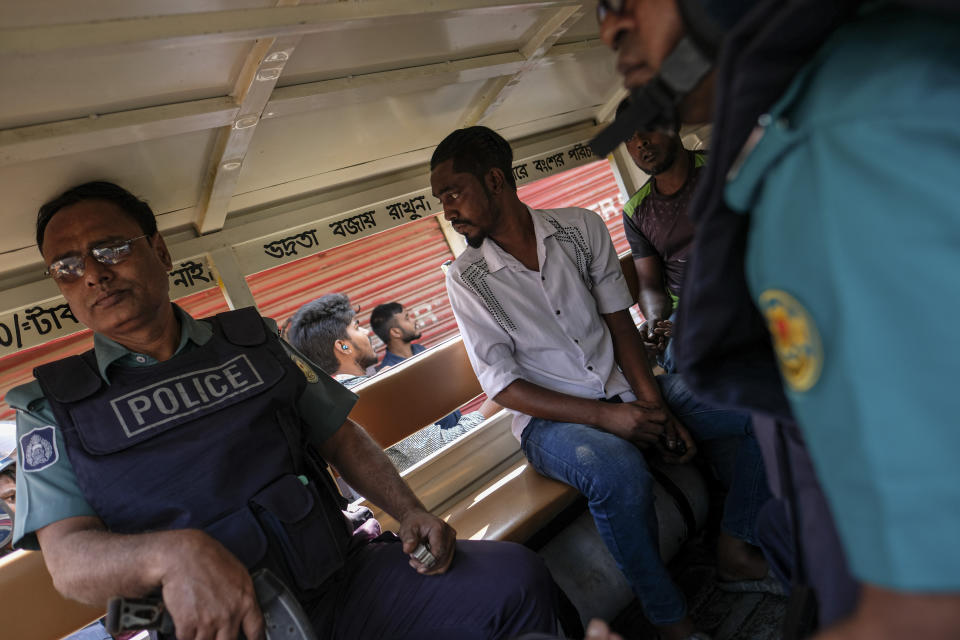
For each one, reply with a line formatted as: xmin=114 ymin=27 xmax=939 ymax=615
xmin=781 ymin=116 xmax=960 ymax=590
xmin=729 ymin=7 xmax=960 ymax=589
xmin=8 ymin=381 xmax=97 ymax=550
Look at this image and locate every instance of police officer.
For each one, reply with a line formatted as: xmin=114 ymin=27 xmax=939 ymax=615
xmin=10 ymin=181 xmax=560 ymax=640
xmin=596 ymin=0 xmax=960 ymax=638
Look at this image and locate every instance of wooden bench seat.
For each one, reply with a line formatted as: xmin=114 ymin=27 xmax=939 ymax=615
xmin=347 ymin=332 xmax=583 ymax=542
xmin=435 ymin=455 xmax=579 ymax=543
xmin=0 ymin=550 xmax=102 ymax=640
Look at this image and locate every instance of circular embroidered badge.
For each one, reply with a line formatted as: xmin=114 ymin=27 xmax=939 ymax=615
xmin=293 ymin=356 xmax=320 ymax=383
xmin=758 ymin=289 xmax=823 ymax=393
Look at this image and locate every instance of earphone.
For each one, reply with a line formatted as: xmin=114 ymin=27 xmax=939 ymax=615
xmin=340 ymin=344 xmax=350 ymax=351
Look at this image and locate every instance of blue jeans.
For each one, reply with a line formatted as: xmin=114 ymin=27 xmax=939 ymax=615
xmin=657 ymin=311 xmax=678 ymax=373
xmin=657 ymin=374 xmax=770 ymax=546
xmin=520 ymin=374 xmax=769 ymax=625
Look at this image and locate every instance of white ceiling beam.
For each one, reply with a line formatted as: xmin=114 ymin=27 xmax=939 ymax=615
xmin=595 ymin=86 xmax=628 ymax=124
xmin=264 ymin=52 xmax=527 ymax=120
xmin=459 ymin=4 xmax=586 ymax=127
xmin=0 ymin=99 xmax=238 ymax=168
xmin=0 ymin=0 xmax=580 ymax=55
xmin=518 ymin=5 xmax=585 ymax=59
xmin=459 ymin=77 xmax=514 ymax=129
xmin=194 ymin=0 xmax=304 ymax=236
xmin=544 ymin=37 xmax=605 ymax=59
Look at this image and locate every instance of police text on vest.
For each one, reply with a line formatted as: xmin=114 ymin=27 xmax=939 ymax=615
xmin=110 ymin=355 xmax=265 ymax=436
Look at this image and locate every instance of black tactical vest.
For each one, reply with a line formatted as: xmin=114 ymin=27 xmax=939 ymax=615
xmin=34 ymin=307 xmax=351 ymax=596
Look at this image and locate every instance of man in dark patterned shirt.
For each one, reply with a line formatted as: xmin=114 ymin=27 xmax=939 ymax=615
xmin=618 ymin=97 xmax=707 ymax=372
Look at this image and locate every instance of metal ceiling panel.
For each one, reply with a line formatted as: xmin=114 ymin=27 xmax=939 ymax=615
xmin=0 ymin=43 xmax=249 ymax=129
xmin=482 ymin=46 xmax=617 ymax=130
xmin=234 ymin=80 xmax=488 ymax=195
xmin=279 ymin=7 xmax=547 ymax=84
xmin=0 ymin=129 xmax=218 ymax=259
xmin=0 ymin=0 xmax=274 ymax=28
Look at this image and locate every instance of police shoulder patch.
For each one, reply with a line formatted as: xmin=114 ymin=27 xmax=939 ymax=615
xmin=758 ymin=289 xmax=823 ymax=393
xmin=19 ymin=425 xmax=59 ymax=472
xmin=292 ymin=355 xmax=319 ymax=383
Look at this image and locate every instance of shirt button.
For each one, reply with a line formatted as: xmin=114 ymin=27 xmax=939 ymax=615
xmin=135 ymin=355 xmax=146 ymax=363
xmin=587 ymin=365 xmax=594 ymax=371
xmin=541 ymin=276 xmax=546 ymax=281
xmin=574 ymin=339 xmax=580 ymax=344
xmin=555 ymin=310 xmax=561 ymax=315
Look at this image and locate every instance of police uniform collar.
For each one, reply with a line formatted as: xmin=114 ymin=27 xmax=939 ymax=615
xmin=92 ymin=304 xmax=214 ymax=380
xmin=479 ymin=206 xmax=556 ymax=272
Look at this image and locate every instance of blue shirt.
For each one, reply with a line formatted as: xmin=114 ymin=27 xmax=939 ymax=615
xmin=377 ymin=342 xmax=427 ymax=371
xmin=726 ymin=5 xmax=960 ymax=590
xmin=9 ymin=305 xmax=356 ymax=549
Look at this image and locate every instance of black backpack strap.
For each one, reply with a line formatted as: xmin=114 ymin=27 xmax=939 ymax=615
xmin=34 ymin=350 xmax=102 ymax=403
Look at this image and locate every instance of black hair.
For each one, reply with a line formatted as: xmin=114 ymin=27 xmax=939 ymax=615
xmin=369 ymin=301 xmax=403 ymax=344
xmin=430 ymin=126 xmax=517 ymax=191
xmin=37 ymin=181 xmax=158 ymax=250
xmin=285 ymin=293 xmax=355 ymax=374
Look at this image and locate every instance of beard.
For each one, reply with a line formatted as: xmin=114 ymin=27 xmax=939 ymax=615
xmin=357 ymin=350 xmax=379 ymax=369
xmin=401 ymin=328 xmax=422 ymax=343
xmin=465 ymin=231 xmax=487 ymax=248
xmin=645 ymin=137 xmax=681 ymax=176
xmin=459 ymin=184 xmax=501 ymax=249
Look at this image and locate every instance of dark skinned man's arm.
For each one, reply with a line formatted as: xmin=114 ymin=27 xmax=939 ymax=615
xmin=634 ymin=255 xmax=674 ymax=340
xmin=317 ymin=419 xmax=456 ymax=575
xmin=494 ymin=379 xmax=665 ymax=447
xmin=603 ymin=309 xmax=695 ymax=463
xmin=36 ymin=517 xmax=265 ymax=640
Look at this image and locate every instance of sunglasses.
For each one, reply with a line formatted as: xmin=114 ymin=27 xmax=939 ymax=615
xmin=595 ymin=0 xmax=628 ymax=23
xmin=44 ymin=234 xmax=148 ymax=283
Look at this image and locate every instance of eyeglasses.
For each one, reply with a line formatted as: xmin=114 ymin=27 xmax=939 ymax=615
xmin=596 ymin=0 xmax=628 ymax=23
xmin=44 ymin=235 xmax=148 ymax=283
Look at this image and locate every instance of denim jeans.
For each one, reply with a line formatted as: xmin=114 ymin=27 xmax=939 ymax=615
xmin=656 ymin=374 xmax=770 ymax=546
xmin=657 ymin=311 xmax=678 ymax=374
xmin=520 ymin=373 xmax=769 ymax=626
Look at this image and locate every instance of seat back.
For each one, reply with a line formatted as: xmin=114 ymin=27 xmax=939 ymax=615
xmin=0 ymin=550 xmax=103 ymax=640
xmin=348 ymin=336 xmax=482 ymax=448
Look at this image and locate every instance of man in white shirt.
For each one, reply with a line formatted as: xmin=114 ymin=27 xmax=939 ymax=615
xmin=433 ymin=127 xmax=772 ymax=640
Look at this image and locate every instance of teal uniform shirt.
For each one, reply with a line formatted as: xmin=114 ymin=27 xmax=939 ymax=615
xmin=726 ymin=5 xmax=960 ymax=590
xmin=9 ymin=305 xmax=356 ymax=550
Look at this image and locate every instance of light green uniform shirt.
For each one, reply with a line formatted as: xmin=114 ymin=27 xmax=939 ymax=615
xmin=9 ymin=305 xmax=356 ymax=549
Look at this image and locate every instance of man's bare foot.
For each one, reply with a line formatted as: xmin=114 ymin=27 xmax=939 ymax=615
xmin=716 ymin=530 xmax=768 ymax=582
